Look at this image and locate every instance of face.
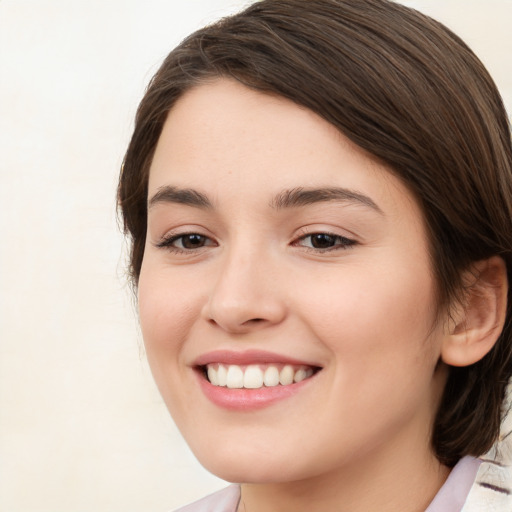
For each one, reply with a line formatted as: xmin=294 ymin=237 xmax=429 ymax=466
xmin=138 ymin=79 xmax=448 ymax=483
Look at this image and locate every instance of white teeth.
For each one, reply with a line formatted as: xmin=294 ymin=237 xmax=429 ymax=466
xmin=244 ymin=365 xmax=264 ymax=389
xmin=207 ymin=366 xmax=218 ymax=385
xmin=217 ymin=364 xmax=227 ymax=386
xmin=279 ymin=365 xmax=294 ymax=385
xmin=206 ymin=363 xmax=315 ymax=389
xmin=263 ymin=366 xmax=280 ymax=387
xmin=294 ymin=368 xmax=307 ymax=383
xmin=226 ymin=365 xmax=244 ymax=388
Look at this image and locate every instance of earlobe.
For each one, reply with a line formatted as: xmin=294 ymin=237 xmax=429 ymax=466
xmin=441 ymin=256 xmax=508 ymax=367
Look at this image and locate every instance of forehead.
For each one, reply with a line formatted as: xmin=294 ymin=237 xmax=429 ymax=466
xmin=148 ymin=78 xmax=420 ymax=219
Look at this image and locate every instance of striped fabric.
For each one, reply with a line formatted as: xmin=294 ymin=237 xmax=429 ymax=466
xmin=462 ymin=383 xmax=512 ymax=511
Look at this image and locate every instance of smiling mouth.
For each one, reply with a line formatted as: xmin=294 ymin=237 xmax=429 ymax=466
xmin=200 ymin=363 xmax=320 ymax=389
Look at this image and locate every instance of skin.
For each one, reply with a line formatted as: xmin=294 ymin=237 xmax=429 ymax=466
xmin=138 ymin=79 xmax=453 ymax=512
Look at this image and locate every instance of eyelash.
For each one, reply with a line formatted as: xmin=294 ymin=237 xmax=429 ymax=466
xmin=293 ymin=231 xmax=356 ymax=252
xmin=155 ymin=230 xmax=356 ymax=254
xmin=155 ymin=232 xmax=216 ymax=254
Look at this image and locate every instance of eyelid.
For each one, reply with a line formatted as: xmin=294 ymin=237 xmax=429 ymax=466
xmin=151 ymin=225 xmax=358 ymax=255
xmin=292 ymin=227 xmax=357 ymax=252
xmin=153 ymin=227 xmax=218 ymax=253
xmin=156 ymin=233 xmax=213 ymax=247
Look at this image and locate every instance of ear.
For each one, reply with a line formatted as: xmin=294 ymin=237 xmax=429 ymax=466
xmin=442 ymin=256 xmax=508 ymax=367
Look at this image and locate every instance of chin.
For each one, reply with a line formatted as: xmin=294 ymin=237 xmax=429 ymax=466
xmin=192 ymin=444 xmax=307 ymax=484
xmin=203 ymin=462 xmax=297 ymax=484
xmin=193 ymin=435 xmax=349 ymax=486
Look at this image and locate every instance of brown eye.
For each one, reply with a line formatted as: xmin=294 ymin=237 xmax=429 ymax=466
xmin=295 ymin=232 xmax=356 ymax=252
xmin=310 ymin=233 xmax=336 ymax=249
xmin=156 ymin=232 xmax=216 ymax=252
xmin=180 ymin=234 xmax=207 ymax=249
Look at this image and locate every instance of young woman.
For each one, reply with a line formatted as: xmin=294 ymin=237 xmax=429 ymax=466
xmin=118 ymin=1 xmax=512 ymax=510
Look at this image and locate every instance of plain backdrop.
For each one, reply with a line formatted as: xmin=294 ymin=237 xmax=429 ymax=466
xmin=1 ymin=1 xmax=511 ymax=511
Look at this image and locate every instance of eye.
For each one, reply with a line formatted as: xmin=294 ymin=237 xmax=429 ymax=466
xmin=295 ymin=232 xmax=356 ymax=251
xmin=156 ymin=232 xmax=216 ymax=252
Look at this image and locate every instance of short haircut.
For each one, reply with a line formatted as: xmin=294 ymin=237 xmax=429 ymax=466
xmin=118 ymin=0 xmax=512 ymax=467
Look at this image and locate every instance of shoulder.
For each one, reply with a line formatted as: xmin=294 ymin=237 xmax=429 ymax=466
xmin=172 ymin=485 xmax=241 ymax=512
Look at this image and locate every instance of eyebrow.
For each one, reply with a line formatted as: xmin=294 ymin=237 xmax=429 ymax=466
xmin=270 ymin=187 xmax=383 ymax=214
xmin=148 ymin=186 xmax=213 ymax=210
xmin=148 ymin=185 xmax=382 ymax=215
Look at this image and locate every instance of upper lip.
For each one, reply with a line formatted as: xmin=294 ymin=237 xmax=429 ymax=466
xmin=193 ymin=349 xmax=321 ymax=368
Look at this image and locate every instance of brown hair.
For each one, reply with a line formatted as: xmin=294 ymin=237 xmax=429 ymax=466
xmin=118 ymin=0 xmax=512 ymax=467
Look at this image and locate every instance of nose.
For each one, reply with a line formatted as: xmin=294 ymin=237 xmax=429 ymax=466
xmin=202 ymin=247 xmax=287 ymax=334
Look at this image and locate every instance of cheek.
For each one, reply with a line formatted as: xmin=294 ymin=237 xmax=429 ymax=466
xmin=137 ymin=264 xmax=206 ymax=424
xmin=295 ymin=257 xmax=440 ymax=379
xmin=137 ymin=264 xmax=197 ymax=370
xmin=290 ymin=266 xmax=443 ymax=457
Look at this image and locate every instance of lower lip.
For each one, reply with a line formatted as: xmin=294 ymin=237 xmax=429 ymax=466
xmin=196 ymin=371 xmax=315 ymax=411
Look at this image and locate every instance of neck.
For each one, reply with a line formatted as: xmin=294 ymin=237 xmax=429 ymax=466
xmin=238 ymin=433 xmax=450 ymax=512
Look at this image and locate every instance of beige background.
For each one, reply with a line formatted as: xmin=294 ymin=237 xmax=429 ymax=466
xmin=1 ymin=1 xmax=511 ymax=511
